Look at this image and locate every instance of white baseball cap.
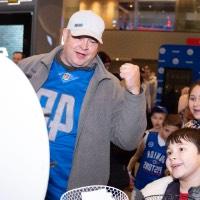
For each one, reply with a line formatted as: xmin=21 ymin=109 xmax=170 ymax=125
xmin=67 ymin=10 xmax=105 ymax=44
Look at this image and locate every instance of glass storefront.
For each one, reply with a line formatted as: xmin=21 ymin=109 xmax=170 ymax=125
xmin=109 ymin=0 xmax=200 ymax=32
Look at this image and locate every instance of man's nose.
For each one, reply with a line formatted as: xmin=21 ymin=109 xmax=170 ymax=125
xmin=80 ymin=39 xmax=89 ymax=50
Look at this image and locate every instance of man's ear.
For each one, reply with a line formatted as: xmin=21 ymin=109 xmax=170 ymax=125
xmin=62 ymin=28 xmax=69 ymax=44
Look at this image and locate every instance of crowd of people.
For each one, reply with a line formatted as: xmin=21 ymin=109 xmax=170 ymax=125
xmin=11 ymin=9 xmax=200 ymax=200
xmin=131 ymin=81 xmax=200 ymax=199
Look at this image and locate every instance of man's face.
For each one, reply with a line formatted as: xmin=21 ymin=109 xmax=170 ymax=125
xmin=60 ymin=29 xmax=99 ymax=67
xmin=166 ymin=139 xmax=200 ymax=181
xmin=12 ymin=53 xmax=23 ymax=64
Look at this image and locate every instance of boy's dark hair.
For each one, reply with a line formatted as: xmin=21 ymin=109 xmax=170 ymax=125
xmin=166 ymin=128 xmax=200 ymax=153
xmin=151 ymin=106 xmax=168 ymax=116
xmin=163 ymin=114 xmax=182 ymax=129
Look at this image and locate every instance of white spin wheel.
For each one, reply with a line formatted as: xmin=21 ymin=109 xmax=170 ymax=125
xmin=0 ymin=55 xmax=50 ymax=200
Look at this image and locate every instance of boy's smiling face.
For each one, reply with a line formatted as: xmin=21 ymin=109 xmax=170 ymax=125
xmin=166 ymin=139 xmax=200 ymax=181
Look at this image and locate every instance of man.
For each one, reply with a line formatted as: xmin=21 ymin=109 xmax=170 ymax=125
xmin=12 ymin=51 xmax=24 ymax=64
xmin=19 ymin=10 xmax=146 ymax=200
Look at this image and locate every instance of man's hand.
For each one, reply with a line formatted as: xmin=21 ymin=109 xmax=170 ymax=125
xmin=119 ymin=63 xmax=141 ymax=95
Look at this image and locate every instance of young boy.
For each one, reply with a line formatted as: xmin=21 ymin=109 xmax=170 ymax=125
xmin=165 ymin=128 xmax=200 ymax=199
xmin=127 ymin=113 xmax=182 ymax=190
xmin=127 ymin=106 xmax=168 ymax=189
xmin=139 ymin=128 xmax=200 ymax=199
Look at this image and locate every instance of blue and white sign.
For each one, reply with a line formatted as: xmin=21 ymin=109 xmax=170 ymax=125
xmin=156 ymin=44 xmax=200 ymax=105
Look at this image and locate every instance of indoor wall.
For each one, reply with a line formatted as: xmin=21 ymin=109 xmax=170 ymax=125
xmin=79 ymin=0 xmax=117 ymax=29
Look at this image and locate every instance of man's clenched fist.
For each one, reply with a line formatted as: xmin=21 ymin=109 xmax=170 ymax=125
xmin=119 ymin=63 xmax=141 ymax=95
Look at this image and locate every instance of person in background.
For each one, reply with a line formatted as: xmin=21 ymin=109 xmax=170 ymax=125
xmin=127 ymin=106 xmax=168 ymax=190
xmin=98 ymin=51 xmax=111 ymax=70
xmin=141 ymin=66 xmax=152 ymax=113
xmin=149 ymin=71 xmax=157 ymax=109
xmin=19 ymin=10 xmax=146 ymax=200
xmin=178 ymin=86 xmax=192 ymax=126
xmin=139 ymin=67 xmax=151 ymax=129
xmin=140 ymin=65 xmax=157 ymax=113
xmin=184 ymin=80 xmax=200 ymax=128
xmin=143 ymin=106 xmax=168 ymax=139
xmin=98 ymin=50 xmax=122 ymax=80
xmin=128 ymin=113 xmax=182 ymax=190
xmin=12 ymin=51 xmax=24 ymax=64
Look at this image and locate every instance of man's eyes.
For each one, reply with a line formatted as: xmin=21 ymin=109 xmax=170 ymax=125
xmin=89 ymin=39 xmax=98 ymax=44
xmin=91 ymin=40 xmax=98 ymax=44
xmin=73 ymin=36 xmax=98 ymax=44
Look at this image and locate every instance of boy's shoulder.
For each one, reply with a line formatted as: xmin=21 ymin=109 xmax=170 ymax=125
xmin=144 ymin=130 xmax=166 ymax=147
xmin=145 ymin=129 xmax=159 ymax=138
xmin=146 ymin=129 xmax=159 ymax=134
xmin=143 ymin=130 xmax=159 ymax=143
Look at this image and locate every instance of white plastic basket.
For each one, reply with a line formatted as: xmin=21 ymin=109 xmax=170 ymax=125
xmin=60 ymin=185 xmax=129 ymax=200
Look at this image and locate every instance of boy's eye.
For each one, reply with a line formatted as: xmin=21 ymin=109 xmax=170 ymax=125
xmin=189 ymin=96 xmax=196 ymax=101
xmin=167 ymin=151 xmax=172 ymax=156
xmin=179 ymin=147 xmax=184 ymax=151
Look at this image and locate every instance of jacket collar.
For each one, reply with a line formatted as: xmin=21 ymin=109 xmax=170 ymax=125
xmin=40 ymin=46 xmax=63 ymax=70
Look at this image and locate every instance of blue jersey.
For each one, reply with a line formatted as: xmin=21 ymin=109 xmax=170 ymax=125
xmin=37 ymin=60 xmax=94 ymax=200
xmin=135 ymin=132 xmax=167 ymax=190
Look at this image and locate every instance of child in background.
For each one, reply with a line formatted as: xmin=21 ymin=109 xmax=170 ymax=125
xmin=127 ymin=106 xmax=168 ymax=189
xmin=145 ymin=106 xmax=168 ymax=134
xmin=178 ymin=87 xmax=193 ymax=127
xmin=148 ymin=106 xmax=168 ymax=133
xmin=127 ymin=113 xmax=182 ymax=190
xmin=185 ymin=80 xmax=200 ymax=128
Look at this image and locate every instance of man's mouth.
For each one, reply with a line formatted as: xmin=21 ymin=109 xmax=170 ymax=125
xmin=76 ymin=51 xmax=86 ymax=59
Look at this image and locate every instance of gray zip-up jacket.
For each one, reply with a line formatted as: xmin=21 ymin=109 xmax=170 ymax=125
xmin=19 ymin=46 xmax=146 ymax=190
